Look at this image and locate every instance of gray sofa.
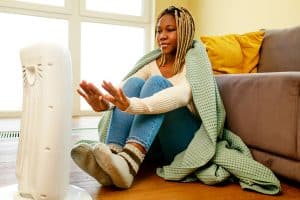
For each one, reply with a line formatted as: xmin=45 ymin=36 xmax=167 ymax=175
xmin=216 ymin=26 xmax=300 ymax=182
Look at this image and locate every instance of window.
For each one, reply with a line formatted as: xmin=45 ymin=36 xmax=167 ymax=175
xmin=0 ymin=12 xmax=68 ymax=111
xmin=85 ymin=0 xmax=142 ymax=16
xmin=0 ymin=0 xmax=153 ymax=117
xmin=81 ymin=22 xmax=144 ymax=110
xmin=16 ymin=0 xmax=64 ymax=7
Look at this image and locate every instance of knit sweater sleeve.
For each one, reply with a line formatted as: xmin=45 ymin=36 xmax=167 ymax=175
xmin=125 ymin=80 xmax=192 ymax=114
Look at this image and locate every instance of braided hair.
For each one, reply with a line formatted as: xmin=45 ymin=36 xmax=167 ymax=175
xmin=156 ymin=6 xmax=195 ymax=74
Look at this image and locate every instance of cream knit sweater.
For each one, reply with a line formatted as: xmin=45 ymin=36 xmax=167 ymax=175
xmin=123 ymin=60 xmax=196 ymax=115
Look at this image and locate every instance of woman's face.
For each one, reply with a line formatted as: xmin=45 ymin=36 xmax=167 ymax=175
xmin=156 ymin=14 xmax=177 ymax=55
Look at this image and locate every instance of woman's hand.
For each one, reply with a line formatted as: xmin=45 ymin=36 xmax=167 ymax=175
xmin=101 ymin=80 xmax=129 ymax=111
xmin=77 ymin=80 xmax=109 ymax=112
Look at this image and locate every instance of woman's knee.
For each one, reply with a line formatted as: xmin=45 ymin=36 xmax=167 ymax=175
xmin=140 ymin=75 xmax=172 ymax=98
xmin=122 ymin=77 xmax=145 ymax=97
xmin=146 ymin=75 xmax=171 ymax=87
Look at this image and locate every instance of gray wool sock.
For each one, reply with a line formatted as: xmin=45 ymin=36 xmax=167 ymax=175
xmin=71 ymin=143 xmax=113 ymax=186
xmin=107 ymin=143 xmax=123 ymax=154
xmin=93 ymin=143 xmax=145 ymax=189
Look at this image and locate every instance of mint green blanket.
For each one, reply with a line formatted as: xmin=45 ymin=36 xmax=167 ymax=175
xmin=98 ymin=40 xmax=281 ymax=195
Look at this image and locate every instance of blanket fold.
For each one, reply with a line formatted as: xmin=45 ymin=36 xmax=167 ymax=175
xmin=97 ymin=40 xmax=281 ymax=195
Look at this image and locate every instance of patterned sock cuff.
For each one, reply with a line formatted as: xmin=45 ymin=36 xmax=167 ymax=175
xmin=118 ymin=144 xmax=145 ymax=175
xmin=124 ymin=143 xmax=145 ymax=161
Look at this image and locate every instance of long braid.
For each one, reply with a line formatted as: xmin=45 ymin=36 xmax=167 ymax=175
xmin=156 ymin=6 xmax=195 ymax=74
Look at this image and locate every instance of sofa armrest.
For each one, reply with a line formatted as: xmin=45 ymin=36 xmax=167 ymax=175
xmin=216 ymin=72 xmax=300 ymax=160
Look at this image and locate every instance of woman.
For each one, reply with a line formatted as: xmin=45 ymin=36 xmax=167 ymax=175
xmin=73 ymin=6 xmax=198 ymax=189
xmin=71 ymin=6 xmax=280 ymax=194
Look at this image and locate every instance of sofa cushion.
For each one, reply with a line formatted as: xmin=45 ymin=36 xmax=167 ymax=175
xmin=216 ymin=72 xmax=300 ymax=161
xmin=258 ymin=26 xmax=300 ymax=72
xmin=201 ymin=31 xmax=264 ymax=74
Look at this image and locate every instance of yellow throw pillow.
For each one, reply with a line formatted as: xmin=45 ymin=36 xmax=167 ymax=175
xmin=200 ymin=31 xmax=265 ymax=74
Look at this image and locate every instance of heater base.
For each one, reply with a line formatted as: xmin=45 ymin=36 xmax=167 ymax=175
xmin=0 ymin=184 xmax=92 ymax=200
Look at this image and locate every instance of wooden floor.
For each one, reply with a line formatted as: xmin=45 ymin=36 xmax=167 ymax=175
xmin=72 ymin=162 xmax=300 ymax=200
xmin=0 ymin=117 xmax=299 ymax=200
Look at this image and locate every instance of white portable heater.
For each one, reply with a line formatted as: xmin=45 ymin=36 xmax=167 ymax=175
xmin=0 ymin=43 xmax=92 ymax=200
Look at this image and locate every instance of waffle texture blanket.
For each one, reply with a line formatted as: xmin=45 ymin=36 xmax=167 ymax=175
xmin=98 ymin=40 xmax=281 ymax=195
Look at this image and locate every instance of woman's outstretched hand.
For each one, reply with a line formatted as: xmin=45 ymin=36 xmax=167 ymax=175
xmin=77 ymin=80 xmax=109 ymax=112
xmin=101 ymin=80 xmax=129 ymax=111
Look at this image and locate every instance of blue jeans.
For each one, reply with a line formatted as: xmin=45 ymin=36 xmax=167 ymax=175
xmin=106 ymin=76 xmax=201 ymax=164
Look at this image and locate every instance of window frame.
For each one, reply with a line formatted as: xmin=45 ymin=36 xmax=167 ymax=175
xmin=0 ymin=0 xmax=154 ymax=117
xmin=80 ymin=0 xmax=151 ymax=23
xmin=0 ymin=0 xmax=72 ymax=14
